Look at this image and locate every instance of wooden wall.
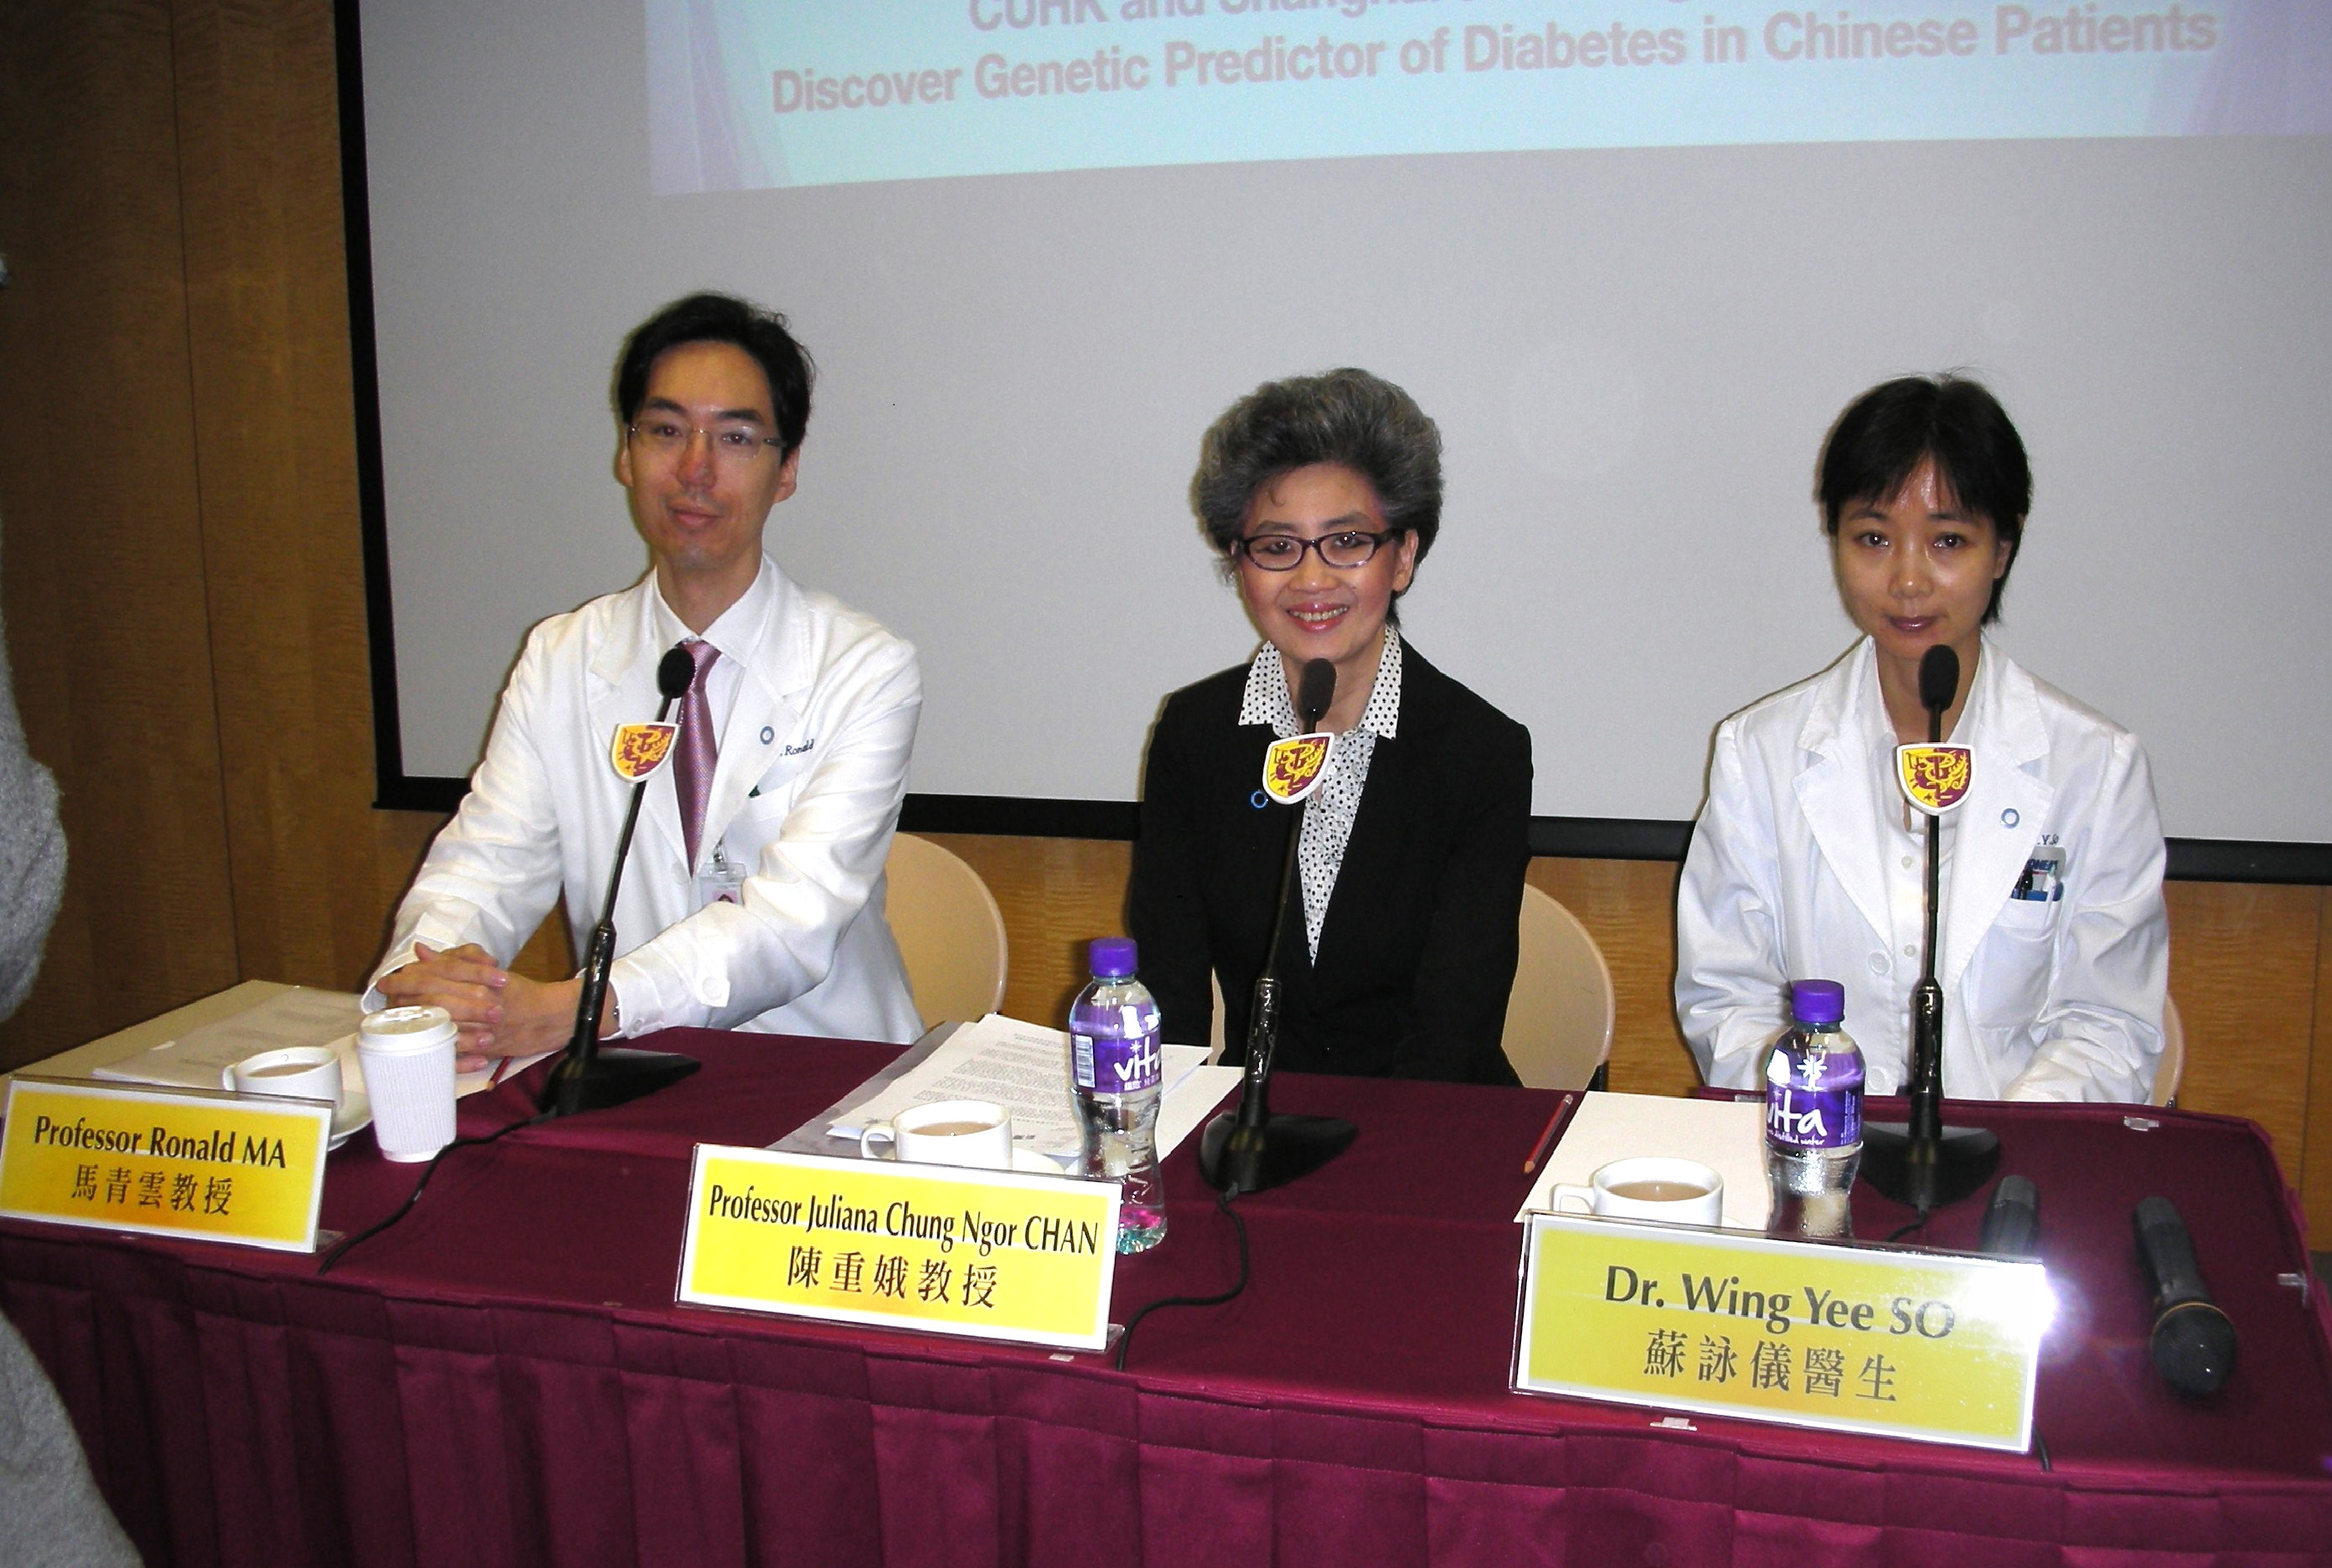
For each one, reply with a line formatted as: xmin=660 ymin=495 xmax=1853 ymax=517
xmin=0 ymin=0 xmax=2325 ymax=1238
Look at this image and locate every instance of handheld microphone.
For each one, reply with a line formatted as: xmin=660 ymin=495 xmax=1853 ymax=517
xmin=1863 ymin=640 xmax=1999 ymax=1212
xmin=539 ymin=645 xmax=704 ymax=1117
xmin=1200 ymin=657 xmax=1357 ymax=1196
xmin=2133 ymin=1196 xmax=2238 ymax=1395
xmin=1977 ymin=1175 xmax=2040 ymax=1257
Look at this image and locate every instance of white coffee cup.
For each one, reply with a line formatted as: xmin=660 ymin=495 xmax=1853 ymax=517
xmin=860 ymin=1099 xmax=1013 ymax=1170
xmin=1552 ymin=1156 xmax=1725 ymax=1227
xmin=224 ymin=1045 xmax=342 ymax=1106
xmin=358 ymin=1005 xmax=458 ymax=1163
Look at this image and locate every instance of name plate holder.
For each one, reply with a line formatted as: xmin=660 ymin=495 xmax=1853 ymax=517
xmin=1513 ymin=1212 xmax=2047 ymax=1452
xmin=677 ymin=1145 xmax=1122 ymax=1352
xmin=0 ymin=1075 xmax=333 ymax=1253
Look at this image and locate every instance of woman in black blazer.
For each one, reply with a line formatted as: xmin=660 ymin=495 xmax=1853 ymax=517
xmin=1127 ymin=369 xmax=1532 ymax=1085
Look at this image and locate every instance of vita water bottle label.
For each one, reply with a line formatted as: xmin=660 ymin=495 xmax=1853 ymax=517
xmin=1071 ymin=1007 xmax=1162 ymax=1093
xmin=1765 ymin=1041 xmax=1864 ymax=1151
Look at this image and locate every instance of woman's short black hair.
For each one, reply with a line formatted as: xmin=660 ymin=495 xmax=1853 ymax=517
xmin=1190 ymin=368 xmax=1442 ymax=577
xmin=612 ymin=292 xmax=815 ymax=457
xmin=1818 ymin=373 xmax=2030 ymax=624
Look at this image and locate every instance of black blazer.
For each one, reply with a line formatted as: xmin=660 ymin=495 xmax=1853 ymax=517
xmin=1127 ymin=642 xmax=1531 ymax=1085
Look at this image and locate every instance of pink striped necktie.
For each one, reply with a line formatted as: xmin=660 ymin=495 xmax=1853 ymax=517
xmin=673 ymin=638 xmax=721 ymax=871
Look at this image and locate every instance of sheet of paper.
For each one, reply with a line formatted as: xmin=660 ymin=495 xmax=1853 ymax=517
xmin=90 ymin=988 xmax=366 ymax=1091
xmin=1515 ymin=1091 xmax=1772 ymax=1231
xmin=1157 ymin=1065 xmax=1242 ymax=1160
xmin=825 ymin=1014 xmax=1215 ymax=1163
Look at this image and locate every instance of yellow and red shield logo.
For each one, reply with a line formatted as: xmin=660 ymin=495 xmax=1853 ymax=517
xmin=611 ymin=722 xmax=678 ymax=781
xmin=1261 ymin=733 xmax=1334 ymax=804
xmin=1896 ymin=744 xmax=1973 ymax=815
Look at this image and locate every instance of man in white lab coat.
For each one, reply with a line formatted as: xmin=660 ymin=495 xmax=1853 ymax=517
xmin=1676 ymin=375 xmax=2167 ymax=1103
xmin=369 ymin=294 xmax=924 ymax=1065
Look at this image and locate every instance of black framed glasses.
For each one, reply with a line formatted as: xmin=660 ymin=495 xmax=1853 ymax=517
xmin=1232 ymin=529 xmax=1401 ymax=571
xmin=627 ymin=418 xmax=783 ymax=467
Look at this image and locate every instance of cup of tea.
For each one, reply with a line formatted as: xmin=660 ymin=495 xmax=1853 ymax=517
xmin=860 ymin=1100 xmax=1013 ymax=1170
xmin=1552 ymin=1156 xmax=1724 ymax=1226
xmin=358 ymin=1005 xmax=459 ymax=1163
xmin=224 ymin=1045 xmax=343 ymax=1106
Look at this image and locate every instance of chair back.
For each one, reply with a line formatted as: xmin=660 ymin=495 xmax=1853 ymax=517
xmin=2150 ymin=994 xmax=2186 ymax=1107
xmin=882 ymin=833 xmax=1009 ymax=1025
xmin=1502 ymin=886 xmax=1617 ymax=1091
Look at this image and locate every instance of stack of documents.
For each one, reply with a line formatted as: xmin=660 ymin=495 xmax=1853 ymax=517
xmin=86 ymin=986 xmax=529 ymax=1100
xmin=822 ymin=1014 xmax=1240 ymax=1168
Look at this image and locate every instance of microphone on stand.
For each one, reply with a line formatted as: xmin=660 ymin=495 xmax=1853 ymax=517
xmin=2133 ymin=1196 xmax=2237 ymax=1395
xmin=539 ymin=645 xmax=704 ymax=1117
xmin=1862 ymin=644 xmax=2000 ymax=1213
xmin=1200 ymin=657 xmax=1358 ymax=1196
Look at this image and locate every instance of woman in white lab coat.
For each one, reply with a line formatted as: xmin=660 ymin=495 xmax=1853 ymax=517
xmin=1675 ymin=375 xmax=2168 ymax=1103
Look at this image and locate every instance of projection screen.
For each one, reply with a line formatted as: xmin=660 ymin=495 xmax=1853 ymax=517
xmin=346 ymin=0 xmax=2332 ymax=874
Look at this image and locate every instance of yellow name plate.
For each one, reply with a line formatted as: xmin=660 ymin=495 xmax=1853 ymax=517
xmin=1513 ymin=1214 xmax=2047 ymax=1451
xmin=677 ymin=1146 xmax=1122 ymax=1351
xmin=0 ymin=1076 xmax=332 ymax=1252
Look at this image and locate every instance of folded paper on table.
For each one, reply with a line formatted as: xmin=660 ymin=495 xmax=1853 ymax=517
xmin=1516 ymin=1091 xmax=1771 ymax=1230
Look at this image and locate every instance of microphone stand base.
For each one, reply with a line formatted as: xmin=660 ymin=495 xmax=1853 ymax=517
xmin=537 ymin=1048 xmax=701 ymax=1119
xmin=1199 ymin=1111 xmax=1355 ymax=1197
xmin=1860 ymin=1121 xmax=2000 ymax=1214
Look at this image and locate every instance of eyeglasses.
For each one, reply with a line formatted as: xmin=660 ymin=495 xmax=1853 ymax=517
xmin=627 ymin=418 xmax=783 ymax=467
xmin=1232 ymin=529 xmax=1401 ymax=571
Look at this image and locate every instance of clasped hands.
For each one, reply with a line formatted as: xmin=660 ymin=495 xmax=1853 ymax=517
xmin=374 ymin=942 xmax=614 ymax=1074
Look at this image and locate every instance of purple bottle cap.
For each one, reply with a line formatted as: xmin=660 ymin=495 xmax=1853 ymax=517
xmin=1089 ymin=937 xmax=1138 ymax=979
xmin=1789 ymin=979 xmax=1845 ymax=1026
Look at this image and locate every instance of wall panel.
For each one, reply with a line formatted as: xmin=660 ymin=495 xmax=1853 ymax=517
xmin=0 ymin=0 xmax=240 ymax=1071
xmin=173 ymin=0 xmax=384 ymax=992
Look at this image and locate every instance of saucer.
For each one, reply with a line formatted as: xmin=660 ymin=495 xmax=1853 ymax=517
xmin=330 ymin=1090 xmax=372 ymax=1152
xmin=1014 ymin=1148 xmax=1073 ymax=1175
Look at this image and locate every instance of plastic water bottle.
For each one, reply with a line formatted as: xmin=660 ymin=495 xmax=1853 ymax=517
xmin=1764 ymin=978 xmax=1864 ymax=1237
xmin=1070 ymin=937 xmax=1167 ymax=1253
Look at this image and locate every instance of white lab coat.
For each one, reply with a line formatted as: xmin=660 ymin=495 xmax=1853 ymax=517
xmin=1676 ymin=638 xmax=2166 ymax=1103
xmin=369 ymin=558 xmax=926 ymax=1043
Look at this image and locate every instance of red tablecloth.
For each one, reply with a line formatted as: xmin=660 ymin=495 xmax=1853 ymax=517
xmin=6 ymin=1034 xmax=2331 ymax=1566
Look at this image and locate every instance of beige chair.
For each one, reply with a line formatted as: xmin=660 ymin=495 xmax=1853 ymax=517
xmin=2151 ymin=995 xmax=2186 ymax=1108
xmin=883 ymin=833 xmax=1008 ymax=1025
xmin=1502 ymin=886 xmax=1617 ymax=1091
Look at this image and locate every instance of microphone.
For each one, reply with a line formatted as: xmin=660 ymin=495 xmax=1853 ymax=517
xmin=539 ymin=644 xmax=704 ymax=1117
xmin=1977 ymin=1175 xmax=2040 ymax=1257
xmin=1296 ymin=656 xmax=1334 ymax=730
xmin=1918 ymin=643 xmax=1960 ymax=720
xmin=1200 ymin=657 xmax=1357 ymax=1196
xmin=1863 ymin=639 xmax=1999 ymax=1212
xmin=2133 ymin=1196 xmax=2238 ymax=1395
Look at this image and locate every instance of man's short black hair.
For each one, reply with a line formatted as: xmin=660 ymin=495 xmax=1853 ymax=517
xmin=612 ymin=292 xmax=814 ymax=457
xmin=1818 ymin=373 xmax=2030 ymax=624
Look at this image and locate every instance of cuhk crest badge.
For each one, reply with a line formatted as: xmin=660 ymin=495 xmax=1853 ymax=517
xmin=1261 ymin=734 xmax=1334 ymax=805
xmin=611 ymin=722 xmax=678 ymax=781
xmin=1896 ymin=744 xmax=1973 ymax=816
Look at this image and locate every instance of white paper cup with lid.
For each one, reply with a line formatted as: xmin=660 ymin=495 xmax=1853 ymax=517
xmin=358 ymin=1005 xmax=458 ymax=1162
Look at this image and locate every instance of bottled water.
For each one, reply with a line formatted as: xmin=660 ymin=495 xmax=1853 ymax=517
xmin=1764 ymin=978 xmax=1864 ymax=1237
xmin=1069 ymin=937 xmax=1167 ymax=1253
